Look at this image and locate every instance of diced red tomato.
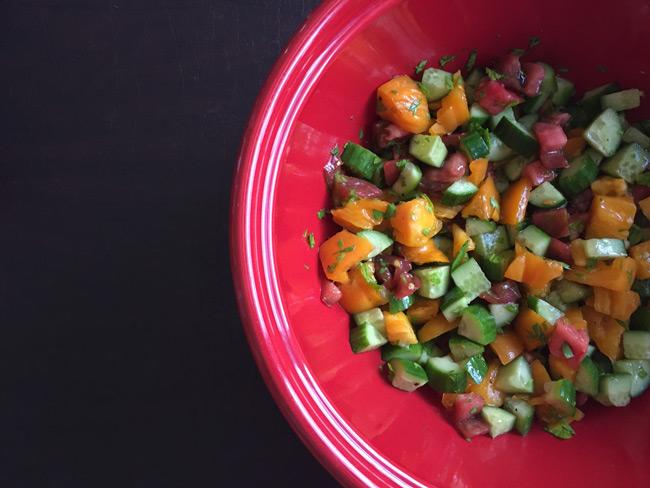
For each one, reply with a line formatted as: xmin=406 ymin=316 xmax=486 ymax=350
xmin=456 ymin=417 xmax=490 ymax=439
xmin=522 ymin=62 xmax=545 ymax=97
xmin=546 ymin=238 xmax=573 ymax=264
xmin=475 ymin=79 xmax=523 ymax=115
xmin=453 ymin=393 xmax=485 ymax=422
xmin=394 ymin=271 xmax=421 ymax=299
xmin=442 ymin=132 xmax=465 ymax=148
xmin=568 ymin=212 xmax=588 ymax=240
xmin=497 ymin=53 xmax=524 ymax=91
xmin=540 ymin=150 xmax=569 ymax=169
xmin=534 ymin=122 xmax=569 ymax=169
xmin=548 ymin=317 xmax=589 ymax=369
xmin=480 ymin=280 xmax=521 ymax=304
xmin=383 ymin=160 xmax=401 ymax=186
xmin=321 ymin=279 xmax=342 ymax=306
xmin=373 ymin=120 xmax=410 ymax=149
xmin=421 ymin=152 xmax=467 ymax=192
xmin=631 ymin=184 xmax=650 ymax=204
xmin=532 ymin=208 xmax=570 ymax=238
xmin=331 ymin=173 xmax=383 ymax=205
xmin=568 ymin=189 xmax=594 ymax=214
xmin=522 ymin=161 xmax=555 ymax=186
xmin=576 ymin=392 xmax=589 ymax=407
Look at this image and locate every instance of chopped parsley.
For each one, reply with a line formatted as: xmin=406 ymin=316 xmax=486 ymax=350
xmin=414 ymin=59 xmax=428 ymax=74
xmin=464 ymin=49 xmax=477 ymax=73
xmin=317 ymin=208 xmax=327 ymax=219
xmin=485 ymin=67 xmax=504 ymax=81
xmin=544 ymin=422 xmax=575 ymax=440
xmin=439 ymin=54 xmax=456 ymax=67
xmin=304 ymin=230 xmax=315 ymax=249
xmin=422 ymin=227 xmax=431 ymax=236
xmin=407 ymin=99 xmax=421 ymax=115
xmin=384 ymin=203 xmax=397 ymax=219
xmin=372 ymin=209 xmax=385 ymax=220
xmin=330 ymin=145 xmax=340 ymax=156
xmin=451 ymin=241 xmax=470 ymax=272
xmin=529 ymin=36 xmax=540 ymax=48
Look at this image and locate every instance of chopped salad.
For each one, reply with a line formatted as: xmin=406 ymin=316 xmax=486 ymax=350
xmin=316 ymin=48 xmax=650 ymax=440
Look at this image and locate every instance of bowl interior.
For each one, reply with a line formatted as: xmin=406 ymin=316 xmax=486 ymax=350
xmin=239 ymin=0 xmax=650 ymax=486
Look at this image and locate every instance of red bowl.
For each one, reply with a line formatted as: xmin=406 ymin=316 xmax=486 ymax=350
xmin=231 ymin=1 xmax=650 ymax=486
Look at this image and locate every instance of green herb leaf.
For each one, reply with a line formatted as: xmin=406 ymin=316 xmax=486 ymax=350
xmin=304 ymin=231 xmax=315 ymax=249
xmin=422 ymin=227 xmax=431 ymax=237
xmin=464 ymin=49 xmax=477 ymax=73
xmin=407 ymin=99 xmax=421 ymax=115
xmin=414 ymin=59 xmax=428 ymax=74
xmin=317 ymin=208 xmax=327 ymax=220
xmin=372 ymin=209 xmax=385 ymax=220
xmin=544 ymin=422 xmax=575 ymax=440
xmin=485 ymin=67 xmax=504 ymax=81
xmin=439 ymin=54 xmax=456 ymax=68
xmin=451 ymin=241 xmax=470 ymax=272
xmin=330 ymin=145 xmax=340 ymax=156
xmin=384 ymin=203 xmax=397 ymax=219
xmin=529 ymin=36 xmax=540 ymax=48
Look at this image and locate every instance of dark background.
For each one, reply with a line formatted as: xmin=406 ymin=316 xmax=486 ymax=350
xmin=1 ymin=0 xmax=336 ymax=486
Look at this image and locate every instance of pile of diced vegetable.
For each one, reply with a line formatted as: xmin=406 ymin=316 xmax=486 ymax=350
xmin=316 ymin=48 xmax=650 ymax=440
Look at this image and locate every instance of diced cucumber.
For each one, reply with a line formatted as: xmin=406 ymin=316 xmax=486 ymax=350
xmin=381 ymin=343 xmax=423 ymax=362
xmin=386 ymin=358 xmax=429 ymax=392
xmin=600 ymin=143 xmax=650 ymax=183
xmin=350 ymin=323 xmax=387 ymax=353
xmin=631 ymin=305 xmax=650 ymax=332
xmin=476 ymin=250 xmax=514 ymax=282
xmin=424 ymin=355 xmax=467 ymax=393
xmin=545 ymin=422 xmax=575 ymax=440
xmin=574 ymin=356 xmax=600 ymax=396
xmin=420 ymin=340 xmax=444 ymax=364
xmin=469 ymin=103 xmax=490 ymax=126
xmin=595 ymin=373 xmax=632 ymax=407
xmin=521 ymin=63 xmax=556 ymax=114
xmin=357 ymin=230 xmax=393 ymax=259
xmin=487 ymin=132 xmax=515 ymax=161
xmin=340 ymin=142 xmax=383 ymax=181
xmin=503 ymin=397 xmax=534 ymax=436
xmin=554 ymin=280 xmax=592 ymax=303
xmin=583 ymin=238 xmax=627 ymax=260
xmin=353 ymin=307 xmax=386 ymax=334
xmin=442 ymin=178 xmax=479 ymax=206
xmin=592 ymin=350 xmax=614 ymax=375
xmin=481 ymin=406 xmax=516 ymax=438
xmin=432 ymin=235 xmax=453 ymax=257
xmin=451 ymin=258 xmax=491 ymax=298
xmin=388 ymin=294 xmax=415 ymax=314
xmin=473 ymin=226 xmax=510 ymax=258
xmin=612 ymin=359 xmax=650 ymax=397
xmin=623 ymin=126 xmax=650 ymax=148
xmin=518 ymin=114 xmax=539 ymax=131
xmin=414 ymin=265 xmax=450 ymax=299
xmin=579 ymin=82 xmax=621 ymax=122
xmin=449 ymin=335 xmax=485 ymax=361
xmin=503 ymin=156 xmax=529 ymax=182
xmin=465 ymin=218 xmax=497 ymax=236
xmin=392 ymin=161 xmax=422 ymax=195
xmin=622 ymin=330 xmax=650 ymax=359
xmin=494 ymin=117 xmax=539 ymax=157
xmin=545 ymin=290 xmax=568 ymax=312
xmin=528 ymin=182 xmax=566 ymax=209
xmin=558 ymin=151 xmax=599 ymax=197
xmin=527 ymin=296 xmax=563 ymax=325
xmin=409 ymin=134 xmax=448 ymax=167
xmin=628 ymin=224 xmax=650 ymax=246
xmin=462 ymin=354 xmax=488 ymax=384
xmin=517 ymin=225 xmax=551 ymax=256
xmin=489 ymin=107 xmax=515 ymax=130
xmin=544 ymin=379 xmax=576 ymax=416
xmin=506 ymin=221 xmax=528 ymax=246
xmin=584 ymin=108 xmax=624 ymax=157
xmin=490 ymin=303 xmax=519 ymax=328
xmin=458 ymin=304 xmax=497 ymax=345
xmin=601 ymin=89 xmax=643 ymax=112
xmin=421 ymin=67 xmax=453 ymax=101
xmin=460 ymin=131 xmax=490 ymax=160
xmin=552 ymin=77 xmax=575 ymax=107
xmin=440 ymin=287 xmax=472 ymax=321
xmin=495 ymin=355 xmax=534 ymax=394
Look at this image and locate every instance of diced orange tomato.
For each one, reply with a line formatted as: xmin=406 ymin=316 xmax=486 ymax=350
xmin=570 ymin=240 xmax=587 ymax=266
xmin=330 ymin=199 xmax=389 ymax=232
xmin=452 ymin=223 xmax=475 ymax=257
xmin=383 ymin=311 xmax=418 ymax=345
xmin=428 ymin=83 xmax=469 ymax=135
xmin=591 ymin=177 xmax=628 ymax=196
xmin=468 ymin=360 xmax=504 ymax=407
xmin=441 ymin=393 xmax=461 ymax=409
xmin=399 ymin=240 xmax=449 ymax=265
xmin=548 ymin=355 xmax=577 ymax=382
xmin=505 ymin=248 xmax=564 ymax=290
xmin=564 ymin=136 xmax=586 ymax=160
xmin=376 ymin=75 xmax=430 ymax=133
xmin=489 ymin=329 xmax=525 ymax=365
xmin=500 ymin=177 xmax=532 ymax=225
xmin=514 ymin=307 xmax=554 ymax=350
xmin=319 ymin=230 xmax=374 ymax=283
xmin=461 ymin=175 xmax=500 ymax=221
xmin=338 ymin=265 xmax=389 ymax=313
xmin=583 ymin=306 xmax=624 ymax=361
xmin=467 ymin=158 xmax=488 ymax=186
xmin=564 ymin=307 xmax=587 ymax=331
xmin=629 ymin=240 xmax=650 ymax=279
xmin=432 ymin=201 xmax=463 ymax=220
xmin=390 ymin=197 xmax=438 ymax=247
xmin=586 ymin=287 xmax=640 ymax=321
xmin=531 ymin=359 xmax=551 ymax=395
xmin=417 ymin=314 xmax=458 ymax=342
xmin=585 ymin=195 xmax=636 ymax=239
xmin=406 ymin=297 xmax=440 ymax=325
xmin=565 ymin=257 xmax=637 ymax=292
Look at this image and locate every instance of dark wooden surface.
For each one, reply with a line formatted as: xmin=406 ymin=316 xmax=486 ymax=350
xmin=1 ymin=1 xmax=337 ymax=486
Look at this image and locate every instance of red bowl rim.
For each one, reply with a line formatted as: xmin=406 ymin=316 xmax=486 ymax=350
xmin=229 ymin=1 xmax=432 ymax=486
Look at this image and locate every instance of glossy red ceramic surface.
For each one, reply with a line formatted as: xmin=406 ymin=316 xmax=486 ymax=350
xmin=231 ymin=1 xmax=650 ymax=486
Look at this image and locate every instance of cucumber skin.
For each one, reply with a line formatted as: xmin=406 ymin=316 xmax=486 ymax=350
xmin=558 ymin=152 xmax=599 ymax=197
xmin=425 ymin=356 xmax=468 ymax=393
xmin=458 ymin=305 xmax=497 ymax=345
